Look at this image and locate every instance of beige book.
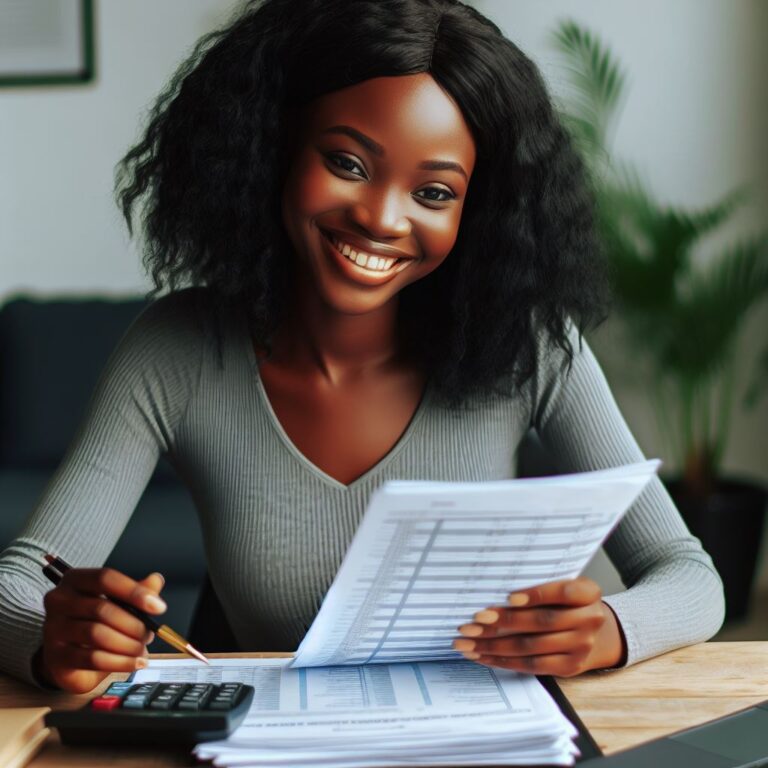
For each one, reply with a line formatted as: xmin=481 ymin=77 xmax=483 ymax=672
xmin=0 ymin=707 xmax=50 ymax=768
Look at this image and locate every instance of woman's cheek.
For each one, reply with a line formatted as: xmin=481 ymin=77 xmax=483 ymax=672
xmin=420 ymin=207 xmax=465 ymax=267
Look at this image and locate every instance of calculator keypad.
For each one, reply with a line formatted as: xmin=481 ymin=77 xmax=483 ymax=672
xmin=178 ymin=684 xmax=215 ymax=711
xmin=94 ymin=682 xmax=244 ymax=712
xmin=48 ymin=680 xmax=255 ymax=747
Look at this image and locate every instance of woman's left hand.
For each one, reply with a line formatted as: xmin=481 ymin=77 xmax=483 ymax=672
xmin=452 ymin=577 xmax=626 ymax=677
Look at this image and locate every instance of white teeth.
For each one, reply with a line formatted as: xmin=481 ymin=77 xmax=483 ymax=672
xmin=329 ymin=234 xmax=403 ymax=272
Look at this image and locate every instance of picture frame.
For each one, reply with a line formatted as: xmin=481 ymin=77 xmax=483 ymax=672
xmin=0 ymin=0 xmax=95 ymax=87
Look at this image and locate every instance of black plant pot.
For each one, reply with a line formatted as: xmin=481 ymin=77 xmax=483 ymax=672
xmin=664 ymin=477 xmax=767 ymax=621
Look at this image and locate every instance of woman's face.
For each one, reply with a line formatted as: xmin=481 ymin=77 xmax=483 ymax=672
xmin=281 ymin=73 xmax=476 ymax=316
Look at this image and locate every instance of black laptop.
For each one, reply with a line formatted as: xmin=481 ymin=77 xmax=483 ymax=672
xmin=543 ymin=677 xmax=768 ymax=767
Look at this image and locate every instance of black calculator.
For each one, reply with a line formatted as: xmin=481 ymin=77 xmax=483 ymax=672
xmin=45 ymin=680 xmax=255 ymax=746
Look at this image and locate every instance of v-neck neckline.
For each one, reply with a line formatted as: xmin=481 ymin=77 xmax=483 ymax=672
xmin=244 ymin=334 xmax=431 ymax=492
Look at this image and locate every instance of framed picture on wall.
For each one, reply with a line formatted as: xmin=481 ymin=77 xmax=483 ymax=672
xmin=0 ymin=0 xmax=94 ymax=87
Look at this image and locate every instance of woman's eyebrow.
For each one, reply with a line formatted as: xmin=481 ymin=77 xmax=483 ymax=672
xmin=322 ymin=125 xmax=384 ymax=155
xmin=321 ymin=124 xmax=468 ymax=181
xmin=418 ymin=159 xmax=467 ymax=181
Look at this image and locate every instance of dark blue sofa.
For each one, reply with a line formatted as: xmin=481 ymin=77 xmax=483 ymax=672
xmin=0 ymin=296 xmax=206 ymax=647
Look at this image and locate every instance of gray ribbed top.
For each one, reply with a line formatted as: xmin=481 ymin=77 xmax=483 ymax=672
xmin=0 ymin=289 xmax=725 ymax=686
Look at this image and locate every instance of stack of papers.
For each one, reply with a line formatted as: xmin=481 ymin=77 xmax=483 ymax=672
xmin=135 ymin=461 xmax=659 ymax=767
xmin=135 ymin=657 xmax=579 ymax=766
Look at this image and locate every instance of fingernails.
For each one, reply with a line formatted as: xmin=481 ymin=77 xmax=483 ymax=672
xmin=135 ymin=658 xmax=148 ymax=669
xmin=462 ymin=652 xmax=481 ymax=660
xmin=453 ymin=639 xmax=476 ymax=652
xmin=458 ymin=624 xmax=484 ymax=637
xmin=153 ymin=572 xmax=165 ymax=587
xmin=144 ymin=595 xmax=167 ymax=612
xmin=508 ymin=593 xmax=529 ymax=607
xmin=474 ymin=610 xmax=499 ymax=625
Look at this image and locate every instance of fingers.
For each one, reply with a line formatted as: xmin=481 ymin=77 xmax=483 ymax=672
xmin=457 ymin=578 xmax=603 ymax=638
xmin=60 ymin=568 xmax=167 ymax=614
xmin=44 ymin=589 xmax=149 ymax=641
xmin=139 ymin=572 xmax=165 ymax=595
xmin=451 ymin=579 xmax=605 ymax=678
xmin=475 ymin=653 xmax=586 ymax=677
xmin=44 ymin=615 xmax=149 ymax=658
xmin=41 ymin=567 xmax=163 ymax=678
xmin=454 ymin=628 xmax=595 ymax=659
xmin=509 ymin=578 xmax=602 ymax=609
xmin=458 ymin=601 xmax=605 ymax=638
xmin=46 ymin=644 xmax=149 ymax=674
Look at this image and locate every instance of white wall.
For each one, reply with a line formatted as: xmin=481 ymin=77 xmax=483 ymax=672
xmin=0 ymin=0 xmax=244 ymax=298
xmin=1 ymin=1 xmax=766 ymax=585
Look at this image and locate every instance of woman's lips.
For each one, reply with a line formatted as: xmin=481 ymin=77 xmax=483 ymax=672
xmin=320 ymin=229 xmax=414 ymax=286
xmin=321 ymin=228 xmax=414 ymax=262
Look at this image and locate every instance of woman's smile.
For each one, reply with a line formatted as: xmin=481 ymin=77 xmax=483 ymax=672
xmin=319 ymin=228 xmax=416 ymax=285
xmin=281 ymin=73 xmax=476 ymax=315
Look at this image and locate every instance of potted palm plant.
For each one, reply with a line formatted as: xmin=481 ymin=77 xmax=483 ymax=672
xmin=551 ymin=20 xmax=768 ymax=619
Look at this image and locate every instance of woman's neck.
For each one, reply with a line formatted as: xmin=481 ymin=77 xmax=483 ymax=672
xmin=266 ymin=282 xmax=404 ymax=386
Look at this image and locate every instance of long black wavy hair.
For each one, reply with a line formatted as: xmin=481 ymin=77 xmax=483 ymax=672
xmin=115 ymin=0 xmax=609 ymax=408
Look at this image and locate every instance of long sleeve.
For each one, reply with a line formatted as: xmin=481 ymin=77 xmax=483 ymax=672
xmin=0 ymin=289 xmax=205 ymax=686
xmin=529 ymin=325 xmax=726 ymax=667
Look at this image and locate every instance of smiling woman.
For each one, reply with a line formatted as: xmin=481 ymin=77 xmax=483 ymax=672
xmin=0 ymin=0 xmax=725 ymax=693
xmin=281 ymin=74 xmax=476 ymax=311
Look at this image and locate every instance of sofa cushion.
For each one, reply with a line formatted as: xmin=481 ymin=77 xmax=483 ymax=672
xmin=0 ymin=296 xmax=149 ymax=468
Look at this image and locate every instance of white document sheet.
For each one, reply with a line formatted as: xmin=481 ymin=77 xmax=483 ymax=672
xmin=132 ymin=658 xmax=579 ymax=766
xmin=131 ymin=657 xmax=573 ymax=720
xmin=291 ymin=460 xmax=660 ymax=668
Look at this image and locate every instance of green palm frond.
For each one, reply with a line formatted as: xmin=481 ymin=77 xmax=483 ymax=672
xmin=673 ymin=188 xmax=749 ymax=243
xmin=660 ymin=236 xmax=768 ymax=380
xmin=551 ymin=20 xmax=627 ymax=161
xmin=551 ymin=18 xmax=766 ymax=483
xmin=599 ymin=180 xmax=748 ymax=319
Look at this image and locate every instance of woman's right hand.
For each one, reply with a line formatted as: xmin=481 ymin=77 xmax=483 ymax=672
xmin=36 ymin=568 xmax=166 ymax=693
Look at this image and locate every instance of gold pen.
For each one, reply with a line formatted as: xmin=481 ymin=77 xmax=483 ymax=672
xmin=42 ymin=553 xmax=209 ymax=665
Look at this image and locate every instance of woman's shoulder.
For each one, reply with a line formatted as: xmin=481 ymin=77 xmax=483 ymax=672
xmin=534 ymin=316 xmax=584 ymax=374
xmin=515 ymin=316 xmax=597 ymax=420
xmin=111 ymin=287 xmax=223 ymax=375
xmin=135 ymin=286 xmax=217 ymax=331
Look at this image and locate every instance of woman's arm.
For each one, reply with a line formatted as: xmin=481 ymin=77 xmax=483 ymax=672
xmin=526 ymin=325 xmax=726 ymax=667
xmin=0 ymin=290 xmax=206 ymax=686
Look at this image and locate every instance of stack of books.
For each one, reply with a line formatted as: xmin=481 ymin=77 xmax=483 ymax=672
xmin=0 ymin=707 xmax=50 ymax=768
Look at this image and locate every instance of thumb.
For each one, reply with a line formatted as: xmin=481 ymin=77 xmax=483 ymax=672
xmin=139 ymin=571 xmax=165 ymax=595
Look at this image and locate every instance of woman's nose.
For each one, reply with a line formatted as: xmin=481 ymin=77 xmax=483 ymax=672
xmin=348 ymin=191 xmax=411 ymax=240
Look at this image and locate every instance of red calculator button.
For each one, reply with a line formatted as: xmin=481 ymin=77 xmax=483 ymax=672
xmin=91 ymin=695 xmax=122 ymax=710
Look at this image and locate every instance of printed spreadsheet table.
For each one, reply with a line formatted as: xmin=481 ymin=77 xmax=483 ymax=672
xmin=292 ymin=461 xmax=659 ymax=668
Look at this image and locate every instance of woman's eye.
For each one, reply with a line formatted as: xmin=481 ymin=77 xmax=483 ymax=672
xmin=415 ymin=187 xmax=456 ymax=203
xmin=327 ymin=153 xmax=366 ymax=178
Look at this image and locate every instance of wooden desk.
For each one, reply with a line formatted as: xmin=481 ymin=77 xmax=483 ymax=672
xmin=1 ymin=642 xmax=766 ymax=767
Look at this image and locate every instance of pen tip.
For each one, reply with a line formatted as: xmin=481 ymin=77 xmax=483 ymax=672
xmin=186 ymin=643 xmax=210 ymax=665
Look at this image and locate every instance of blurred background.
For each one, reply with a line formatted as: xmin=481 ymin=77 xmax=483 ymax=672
xmin=1 ymin=0 xmax=766 ymax=641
